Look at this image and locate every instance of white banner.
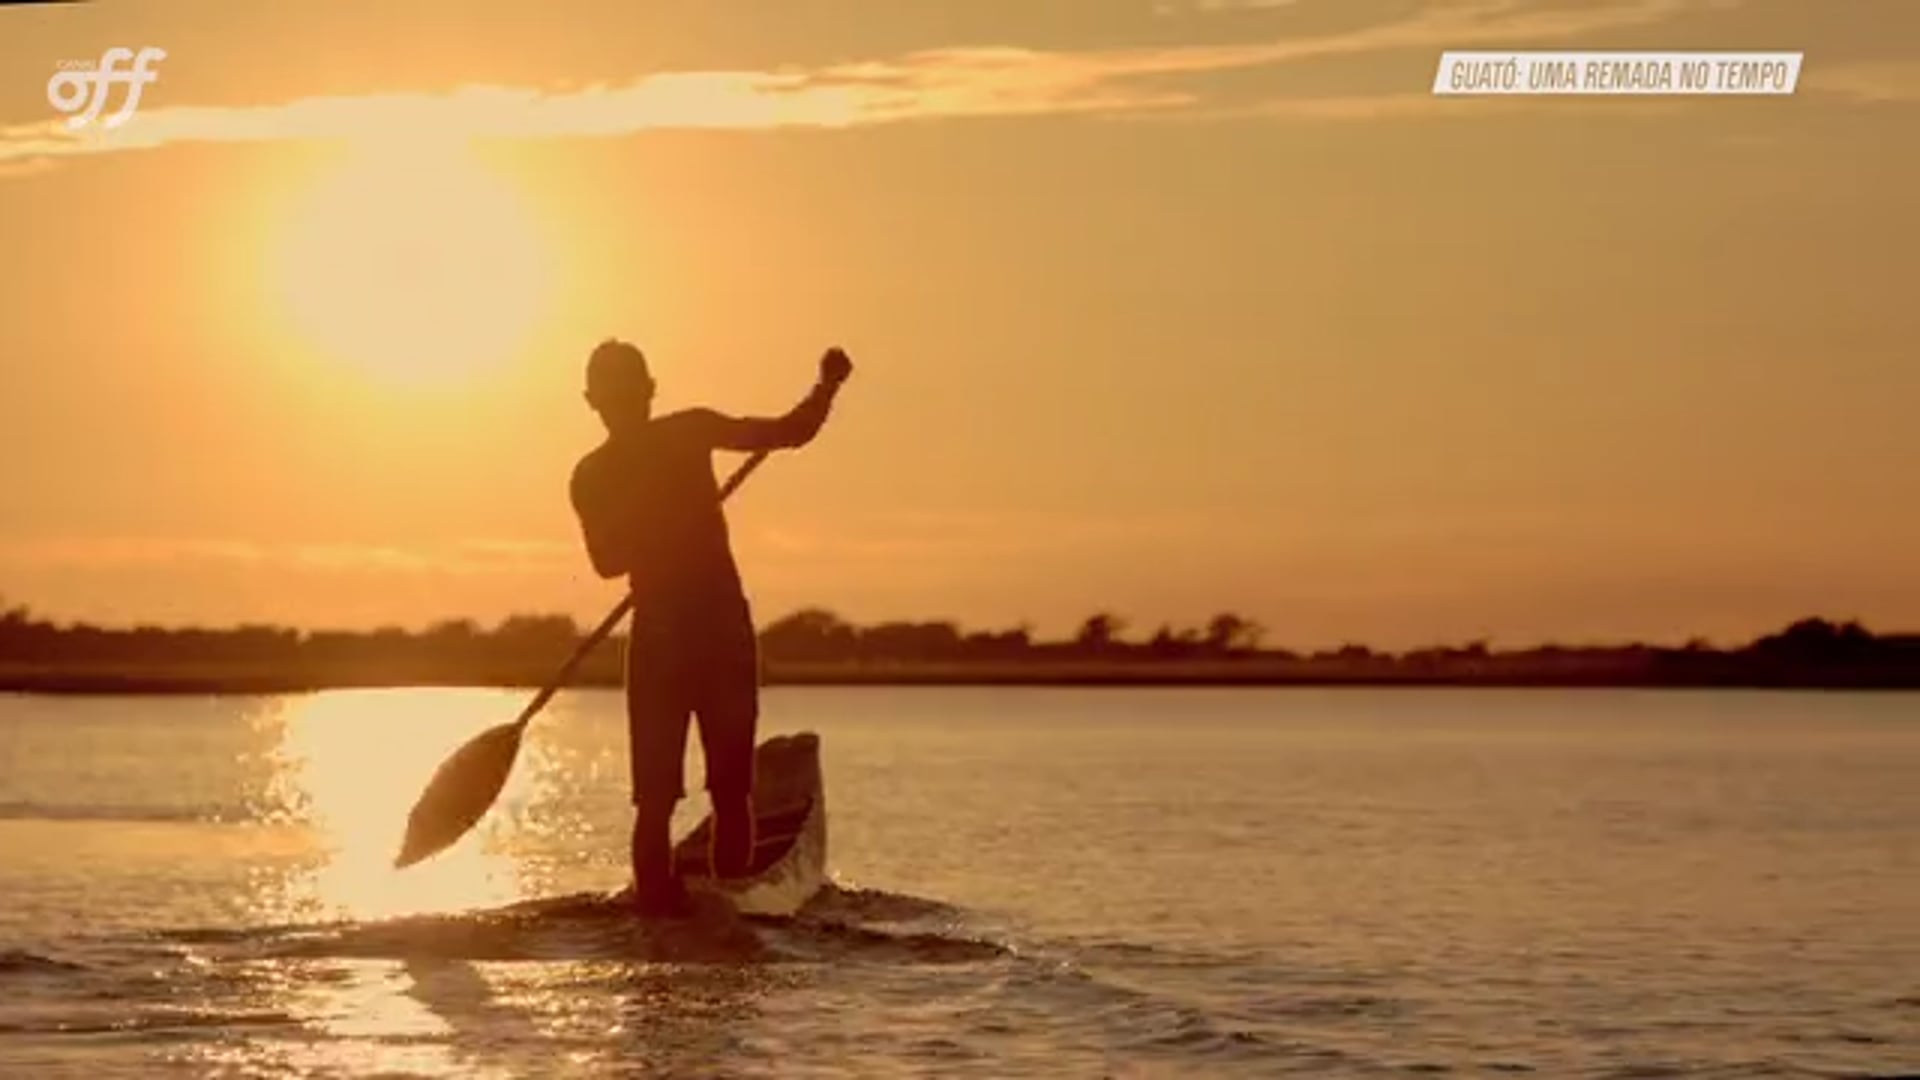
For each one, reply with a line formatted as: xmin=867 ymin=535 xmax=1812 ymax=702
xmin=1433 ymin=51 xmax=1803 ymax=96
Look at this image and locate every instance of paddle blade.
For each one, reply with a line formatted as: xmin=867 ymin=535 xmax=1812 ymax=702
xmin=394 ymin=720 xmax=526 ymax=869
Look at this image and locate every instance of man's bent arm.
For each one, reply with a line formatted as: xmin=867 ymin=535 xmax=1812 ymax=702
xmin=690 ymin=379 xmax=842 ymax=453
xmin=570 ymin=464 xmax=630 ymax=579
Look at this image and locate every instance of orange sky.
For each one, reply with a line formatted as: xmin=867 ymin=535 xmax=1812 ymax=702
xmin=1 ymin=0 xmax=1916 ymax=649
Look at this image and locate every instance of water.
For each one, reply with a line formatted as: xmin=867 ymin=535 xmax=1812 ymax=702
xmin=0 ymin=687 xmax=1914 ymax=1077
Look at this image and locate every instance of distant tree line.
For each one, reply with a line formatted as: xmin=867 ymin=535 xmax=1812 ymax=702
xmin=1 ymin=596 xmax=1916 ymax=690
xmin=757 ymin=610 xmax=1920 ymax=686
xmin=761 ymin=608 xmax=1265 ymax=662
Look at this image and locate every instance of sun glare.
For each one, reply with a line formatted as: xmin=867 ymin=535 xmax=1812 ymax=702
xmin=263 ymin=688 xmax=536 ymax=922
xmin=269 ymin=142 xmax=554 ymax=387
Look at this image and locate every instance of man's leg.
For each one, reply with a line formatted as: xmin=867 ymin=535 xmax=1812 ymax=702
xmin=709 ymin=790 xmax=756 ymax=879
xmin=627 ymin=629 xmax=693 ymax=915
xmin=631 ymin=794 xmax=683 ymax=910
xmin=695 ymin=618 xmax=761 ymax=880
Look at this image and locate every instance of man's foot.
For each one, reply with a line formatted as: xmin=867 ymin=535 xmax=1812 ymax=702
xmin=629 ymin=875 xmax=694 ymax=919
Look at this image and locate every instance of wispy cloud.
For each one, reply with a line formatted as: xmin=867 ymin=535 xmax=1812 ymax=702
xmin=0 ymin=58 xmax=1192 ymax=165
xmin=0 ymin=536 xmax=573 ymax=576
xmin=0 ymin=0 xmax=1715 ymax=167
xmin=740 ymin=507 xmax=1253 ymax=566
xmin=1156 ymin=0 xmax=1303 ymax=14
xmin=1232 ymin=89 xmax=1687 ymax=121
xmin=0 ymin=538 xmax=272 ymax=569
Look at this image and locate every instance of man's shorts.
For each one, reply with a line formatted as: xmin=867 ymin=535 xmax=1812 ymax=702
xmin=625 ymin=606 xmax=760 ymax=805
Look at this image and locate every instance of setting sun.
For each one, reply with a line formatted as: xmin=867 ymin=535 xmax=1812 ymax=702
xmin=268 ymin=142 xmax=554 ymax=387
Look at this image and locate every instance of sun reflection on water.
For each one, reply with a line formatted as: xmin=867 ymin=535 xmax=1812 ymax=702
xmin=197 ymin=690 xmax=656 ymax=1078
xmin=257 ymin=688 xmax=546 ymax=923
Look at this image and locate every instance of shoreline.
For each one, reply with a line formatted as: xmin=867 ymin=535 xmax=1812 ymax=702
xmin=4 ymin=661 xmax=1916 ymax=695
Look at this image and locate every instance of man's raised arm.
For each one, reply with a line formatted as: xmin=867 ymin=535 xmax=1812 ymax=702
xmin=688 ymin=348 xmax=853 ymax=453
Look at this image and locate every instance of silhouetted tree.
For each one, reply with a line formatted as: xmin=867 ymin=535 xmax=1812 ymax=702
xmin=486 ymin=615 xmax=580 ymax=665
xmin=1204 ymin=612 xmax=1264 ymax=653
xmin=759 ymin=608 xmax=858 ymax=662
xmin=0 ymin=600 xmax=55 ymax=662
xmin=963 ymin=625 xmax=1032 ymax=659
xmin=1148 ymin=625 xmax=1180 ymax=658
xmin=493 ymin=614 xmax=578 ymax=641
xmin=1748 ymin=617 xmax=1876 ymax=663
xmin=421 ymin=619 xmax=482 ymax=664
xmin=859 ymin=621 xmax=963 ymax=662
xmin=1074 ymin=613 xmax=1127 ymax=653
xmin=426 ymin=618 xmax=481 ymax=641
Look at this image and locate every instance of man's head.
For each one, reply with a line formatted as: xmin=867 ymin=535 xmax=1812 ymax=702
xmin=585 ymin=338 xmax=655 ymax=433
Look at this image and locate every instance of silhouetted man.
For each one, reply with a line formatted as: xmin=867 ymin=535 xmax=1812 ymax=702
xmin=571 ymin=339 xmax=851 ymax=916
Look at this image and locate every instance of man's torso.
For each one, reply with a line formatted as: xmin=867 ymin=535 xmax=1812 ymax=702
xmin=572 ymin=411 xmax=750 ymax=628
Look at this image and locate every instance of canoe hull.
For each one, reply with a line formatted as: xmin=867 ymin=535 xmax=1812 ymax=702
xmin=672 ymin=731 xmax=826 ymax=918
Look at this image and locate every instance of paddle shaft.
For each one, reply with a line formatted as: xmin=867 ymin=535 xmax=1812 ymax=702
xmin=509 ymin=448 xmax=771 ymax=730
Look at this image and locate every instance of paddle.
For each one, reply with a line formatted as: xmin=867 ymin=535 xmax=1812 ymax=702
xmin=393 ymin=449 xmax=771 ymax=869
